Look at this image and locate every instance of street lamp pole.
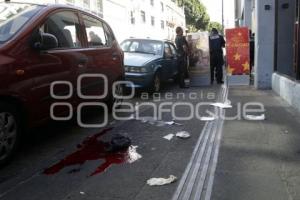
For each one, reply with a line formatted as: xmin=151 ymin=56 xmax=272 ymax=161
xmin=222 ymin=0 xmax=224 ymax=33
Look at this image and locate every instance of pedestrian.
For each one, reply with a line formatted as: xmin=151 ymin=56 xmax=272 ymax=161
xmin=209 ymin=28 xmax=226 ymax=84
xmin=89 ymin=31 xmax=103 ymax=46
xmin=175 ymin=26 xmax=189 ymax=88
xmin=249 ymin=31 xmax=255 ymax=74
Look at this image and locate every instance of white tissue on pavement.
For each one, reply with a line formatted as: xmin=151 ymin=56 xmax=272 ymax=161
xmin=163 ymin=134 xmax=175 ymax=141
xmin=245 ymin=114 xmax=265 ymax=121
xmin=147 ymin=175 xmax=177 ymax=186
xmin=165 ymin=121 xmax=183 ymax=126
xmin=200 ymin=116 xmax=216 ymax=121
xmin=176 ymin=131 xmax=191 ymax=139
xmin=210 ymin=102 xmax=232 ymax=109
xmin=126 ymin=146 xmax=142 ymax=163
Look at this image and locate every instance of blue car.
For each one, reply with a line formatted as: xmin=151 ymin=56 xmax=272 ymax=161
xmin=120 ymin=39 xmax=179 ymax=92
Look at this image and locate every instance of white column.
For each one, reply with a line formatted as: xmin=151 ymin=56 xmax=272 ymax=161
xmin=254 ymin=0 xmax=275 ymax=89
xmin=243 ymin=0 xmax=252 ymax=28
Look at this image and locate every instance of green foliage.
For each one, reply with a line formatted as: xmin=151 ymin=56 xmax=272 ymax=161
xmin=208 ymin=21 xmax=223 ymax=33
xmin=183 ymin=0 xmax=210 ymax=32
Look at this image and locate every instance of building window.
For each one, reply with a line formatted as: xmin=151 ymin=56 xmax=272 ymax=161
xmin=177 ymin=0 xmax=184 ymax=7
xmin=150 ymin=0 xmax=154 ymax=6
xmin=161 ymin=20 xmax=164 ymax=29
xmin=141 ymin=11 xmax=146 ymax=23
xmin=96 ymin=0 xmax=103 ymax=17
xmin=66 ymin=0 xmax=74 ymax=4
xmin=161 ymin=2 xmax=164 ymax=12
xmin=130 ymin=11 xmax=135 ymax=24
xmin=151 ymin=16 xmax=155 ymax=26
xmin=97 ymin=0 xmax=103 ymax=12
xmin=83 ymin=0 xmax=90 ymax=8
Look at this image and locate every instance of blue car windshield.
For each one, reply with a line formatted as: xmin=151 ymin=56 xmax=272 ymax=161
xmin=0 ymin=3 xmax=41 ymax=43
xmin=121 ymin=40 xmax=163 ymax=55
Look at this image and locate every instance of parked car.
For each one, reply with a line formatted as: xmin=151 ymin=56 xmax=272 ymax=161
xmin=0 ymin=2 xmax=124 ymax=165
xmin=120 ymin=38 xmax=179 ymax=92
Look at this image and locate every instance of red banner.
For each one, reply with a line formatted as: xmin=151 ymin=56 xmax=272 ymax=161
xmin=225 ymin=27 xmax=250 ymax=75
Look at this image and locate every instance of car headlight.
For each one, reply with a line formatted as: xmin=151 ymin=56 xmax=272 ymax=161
xmin=125 ymin=66 xmax=148 ymax=73
xmin=140 ymin=67 xmax=148 ymax=73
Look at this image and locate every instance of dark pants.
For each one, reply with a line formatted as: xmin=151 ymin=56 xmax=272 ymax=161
xmin=210 ymin=52 xmax=224 ymax=83
xmin=178 ymin=56 xmax=189 ymax=87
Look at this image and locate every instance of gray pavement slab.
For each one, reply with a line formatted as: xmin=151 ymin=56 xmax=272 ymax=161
xmin=211 ymin=86 xmax=300 ymax=200
xmin=212 ymin=170 xmax=289 ymax=200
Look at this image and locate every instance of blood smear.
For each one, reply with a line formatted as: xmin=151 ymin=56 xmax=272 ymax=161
xmin=43 ymin=128 xmax=140 ymax=176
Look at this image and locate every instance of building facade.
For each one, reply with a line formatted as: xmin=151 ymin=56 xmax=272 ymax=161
xmin=235 ymin=0 xmax=300 ymax=112
xmin=234 ymin=0 xmax=253 ymax=29
xmin=125 ymin=0 xmax=185 ymax=42
xmin=20 ymin=0 xmax=185 ymax=42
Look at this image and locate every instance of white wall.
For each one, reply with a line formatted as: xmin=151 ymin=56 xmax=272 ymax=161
xmin=102 ymin=0 xmax=128 ymax=43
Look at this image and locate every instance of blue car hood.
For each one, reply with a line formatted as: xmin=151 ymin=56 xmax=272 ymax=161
xmin=124 ymin=52 xmax=161 ymax=66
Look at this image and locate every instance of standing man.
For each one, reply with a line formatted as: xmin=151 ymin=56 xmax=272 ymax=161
xmin=209 ymin=28 xmax=226 ymax=84
xmin=175 ymin=26 xmax=189 ymax=88
xmin=249 ymin=32 xmax=255 ymax=74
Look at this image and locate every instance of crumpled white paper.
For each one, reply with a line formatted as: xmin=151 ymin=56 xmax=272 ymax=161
xmin=165 ymin=121 xmax=183 ymax=126
xmin=163 ymin=134 xmax=175 ymax=141
xmin=136 ymin=117 xmax=184 ymax=127
xmin=245 ymin=114 xmax=265 ymax=121
xmin=200 ymin=116 xmax=216 ymax=121
xmin=126 ymin=146 xmax=142 ymax=163
xmin=176 ymin=131 xmax=191 ymax=139
xmin=128 ymin=114 xmax=135 ymax=120
xmin=147 ymin=175 xmax=177 ymax=186
xmin=210 ymin=102 xmax=232 ymax=109
xmin=225 ymin=100 xmax=231 ymax=105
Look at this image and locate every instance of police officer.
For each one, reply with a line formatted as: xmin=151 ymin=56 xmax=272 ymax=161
xmin=175 ymin=26 xmax=189 ymax=88
xmin=209 ymin=28 xmax=226 ymax=84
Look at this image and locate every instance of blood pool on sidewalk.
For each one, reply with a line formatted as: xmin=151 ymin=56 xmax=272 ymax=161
xmin=43 ymin=128 xmax=141 ymax=176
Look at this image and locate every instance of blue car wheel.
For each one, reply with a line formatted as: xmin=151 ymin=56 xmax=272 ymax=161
xmin=151 ymin=72 xmax=161 ymax=93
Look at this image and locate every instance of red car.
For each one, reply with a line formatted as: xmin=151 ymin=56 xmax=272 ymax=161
xmin=0 ymin=2 xmax=124 ymax=165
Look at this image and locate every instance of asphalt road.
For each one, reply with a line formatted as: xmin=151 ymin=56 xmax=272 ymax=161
xmin=0 ymin=83 xmax=221 ymax=200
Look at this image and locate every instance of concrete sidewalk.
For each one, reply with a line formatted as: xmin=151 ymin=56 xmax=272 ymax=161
xmin=211 ymin=86 xmax=300 ymax=200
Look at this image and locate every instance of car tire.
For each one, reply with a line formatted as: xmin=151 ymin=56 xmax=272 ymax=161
xmin=173 ymin=73 xmax=179 ymax=84
xmin=151 ymin=72 xmax=161 ymax=93
xmin=0 ymin=102 xmax=20 ymax=167
xmin=106 ymin=81 xmax=124 ymax=112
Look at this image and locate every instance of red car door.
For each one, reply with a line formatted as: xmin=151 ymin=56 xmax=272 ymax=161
xmin=27 ymin=10 xmax=86 ymax=123
xmin=76 ymin=13 xmax=123 ymax=102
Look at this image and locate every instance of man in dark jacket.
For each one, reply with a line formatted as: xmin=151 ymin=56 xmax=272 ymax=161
xmin=209 ymin=28 xmax=226 ymax=84
xmin=175 ymin=26 xmax=189 ymax=88
xmin=250 ymin=32 xmax=255 ymax=74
